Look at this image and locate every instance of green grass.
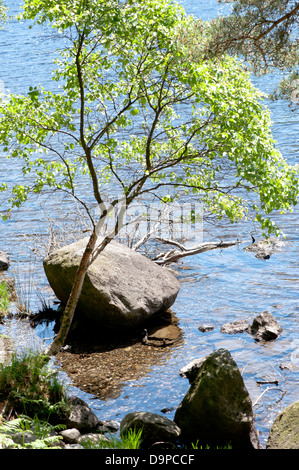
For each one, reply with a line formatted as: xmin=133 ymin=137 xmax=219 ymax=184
xmin=0 ymin=350 xmax=69 ymax=423
xmin=80 ymin=428 xmax=143 ymax=449
xmin=0 ymin=281 xmax=11 ymax=319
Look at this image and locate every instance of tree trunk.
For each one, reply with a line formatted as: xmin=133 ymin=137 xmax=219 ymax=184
xmin=45 ymin=229 xmax=99 ymax=356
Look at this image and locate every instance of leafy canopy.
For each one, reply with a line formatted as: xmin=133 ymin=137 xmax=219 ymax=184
xmin=0 ymin=0 xmax=298 ymax=237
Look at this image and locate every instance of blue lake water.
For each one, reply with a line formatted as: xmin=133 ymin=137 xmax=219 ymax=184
xmin=0 ymin=0 xmax=298 ymax=448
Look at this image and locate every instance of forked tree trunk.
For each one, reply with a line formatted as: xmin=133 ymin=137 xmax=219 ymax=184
xmin=45 ymin=201 xmax=126 ymax=356
xmin=45 ymin=229 xmax=99 ymax=356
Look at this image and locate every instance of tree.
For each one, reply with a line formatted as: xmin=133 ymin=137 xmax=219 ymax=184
xmin=0 ymin=0 xmax=298 ymax=355
xmin=0 ymin=1 xmax=7 ymax=27
xmin=207 ymin=0 xmax=299 ymax=103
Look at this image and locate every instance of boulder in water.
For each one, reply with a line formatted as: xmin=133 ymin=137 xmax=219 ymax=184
xmin=174 ymin=348 xmax=259 ymax=449
xmin=43 ymin=237 xmax=180 ymax=330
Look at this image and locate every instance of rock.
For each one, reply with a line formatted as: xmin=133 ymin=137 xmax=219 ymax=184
xmin=174 ymin=349 xmax=259 ymax=449
xmin=266 ymin=401 xmax=299 ymax=449
xmin=97 ymin=420 xmax=119 ymax=433
xmin=244 ymin=237 xmax=289 ymax=260
xmin=43 ymin=237 xmax=180 ymax=329
xmin=66 ymin=397 xmax=100 ymax=432
xmin=249 ymin=310 xmax=283 ymax=341
xmin=0 ymin=434 xmax=15 ymax=449
xmin=65 ymin=443 xmax=84 ymax=449
xmin=60 ymin=428 xmax=81 ymax=443
xmin=78 ymin=433 xmax=109 ymax=446
xmin=0 ymin=251 xmax=10 ymax=271
xmin=142 ymin=321 xmax=182 ymax=347
xmin=120 ymin=411 xmax=181 ymax=448
xmin=0 ymin=335 xmax=14 ymax=365
xmin=11 ymin=431 xmax=38 ymax=445
xmin=220 ymin=319 xmax=250 ymax=335
xmin=198 ymin=324 xmax=215 ymax=332
xmin=179 ymin=358 xmax=205 ymax=384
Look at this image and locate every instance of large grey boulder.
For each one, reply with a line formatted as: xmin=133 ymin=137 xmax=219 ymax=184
xmin=267 ymin=401 xmax=299 ymax=449
xmin=43 ymin=237 xmax=180 ymax=329
xmin=120 ymin=411 xmax=181 ymax=448
xmin=174 ymin=349 xmax=259 ymax=449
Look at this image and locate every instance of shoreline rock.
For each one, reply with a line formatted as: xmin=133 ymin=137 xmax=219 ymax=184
xmin=266 ymin=401 xmax=299 ymax=449
xmin=43 ymin=237 xmax=180 ymax=330
xmin=174 ymin=348 xmax=260 ymax=449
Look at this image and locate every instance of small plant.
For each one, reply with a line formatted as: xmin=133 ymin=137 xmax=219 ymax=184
xmin=0 ymin=280 xmax=11 ymax=319
xmin=0 ymin=415 xmax=65 ymax=448
xmin=80 ymin=428 xmax=143 ymax=449
xmin=191 ymin=440 xmax=232 ymax=450
xmin=0 ymin=350 xmax=69 ymax=422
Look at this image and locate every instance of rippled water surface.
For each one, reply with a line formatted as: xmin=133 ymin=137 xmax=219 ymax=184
xmin=0 ymin=0 xmax=298 ymax=448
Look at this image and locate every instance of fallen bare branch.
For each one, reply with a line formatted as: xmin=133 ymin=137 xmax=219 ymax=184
xmin=153 ymin=238 xmax=238 ymax=265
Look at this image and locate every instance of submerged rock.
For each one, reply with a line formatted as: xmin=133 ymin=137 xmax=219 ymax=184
xmin=174 ymin=349 xmax=259 ymax=449
xmin=43 ymin=237 xmax=180 ymax=329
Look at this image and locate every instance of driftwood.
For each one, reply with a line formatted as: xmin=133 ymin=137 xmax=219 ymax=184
xmin=152 ymin=237 xmax=238 ymax=265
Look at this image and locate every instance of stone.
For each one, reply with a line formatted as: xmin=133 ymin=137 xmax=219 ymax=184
xmin=179 ymin=358 xmax=205 ymax=384
xmin=11 ymin=431 xmax=37 ymax=445
xmin=0 ymin=251 xmax=10 ymax=271
xmin=244 ymin=237 xmax=289 ymax=260
xmin=220 ymin=319 xmax=250 ymax=335
xmin=249 ymin=310 xmax=283 ymax=341
xmin=198 ymin=324 xmax=215 ymax=332
xmin=174 ymin=349 xmax=259 ymax=449
xmin=0 ymin=434 xmax=16 ymax=449
xmin=60 ymin=428 xmax=81 ymax=443
xmin=66 ymin=397 xmax=100 ymax=432
xmin=43 ymin=237 xmax=180 ymax=329
xmin=120 ymin=411 xmax=181 ymax=448
xmin=266 ymin=401 xmax=299 ymax=449
xmin=78 ymin=433 xmax=109 ymax=446
xmin=65 ymin=443 xmax=84 ymax=449
xmin=97 ymin=420 xmax=119 ymax=433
